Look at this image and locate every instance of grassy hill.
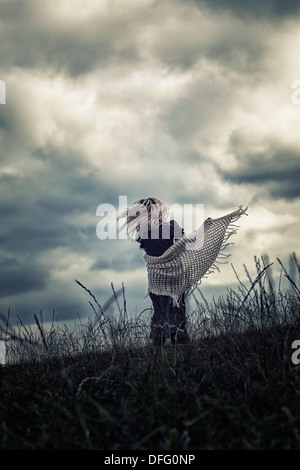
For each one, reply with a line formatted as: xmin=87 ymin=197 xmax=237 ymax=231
xmin=0 ymin=256 xmax=299 ymax=450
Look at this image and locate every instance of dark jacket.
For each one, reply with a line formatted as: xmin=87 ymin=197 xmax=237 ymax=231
xmin=137 ymin=220 xmax=184 ymax=257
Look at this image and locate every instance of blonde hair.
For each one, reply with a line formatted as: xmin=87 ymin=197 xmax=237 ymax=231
xmin=118 ymin=197 xmax=170 ymax=240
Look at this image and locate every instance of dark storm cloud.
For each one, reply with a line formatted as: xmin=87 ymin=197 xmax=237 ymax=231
xmin=0 ymin=258 xmax=49 ymax=297
xmin=0 ymin=134 xmax=125 ymax=319
xmin=91 ymin=251 xmax=145 ymax=272
xmin=0 ymin=147 xmax=118 ymax=255
xmin=1 ymin=0 xmax=299 ymax=327
xmin=223 ymin=150 xmax=300 ymax=200
xmin=152 ymin=18 xmax=265 ymax=73
xmin=0 ymin=0 xmax=141 ymax=76
xmin=188 ymin=0 xmax=300 ymax=18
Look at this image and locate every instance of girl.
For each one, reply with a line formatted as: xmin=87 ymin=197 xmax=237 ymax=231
xmin=119 ymin=197 xmax=190 ymax=347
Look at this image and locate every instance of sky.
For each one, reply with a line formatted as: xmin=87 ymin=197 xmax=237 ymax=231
xmin=0 ymin=0 xmax=300 ymax=328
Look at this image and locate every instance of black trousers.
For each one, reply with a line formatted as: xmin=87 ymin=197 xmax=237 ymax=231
xmin=149 ymin=293 xmax=189 ymax=346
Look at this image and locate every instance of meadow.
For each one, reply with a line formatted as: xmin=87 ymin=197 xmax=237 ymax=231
xmin=0 ymin=255 xmax=299 ymax=450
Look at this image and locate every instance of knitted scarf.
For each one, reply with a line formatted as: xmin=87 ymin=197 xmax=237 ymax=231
xmin=144 ymin=206 xmax=248 ymax=305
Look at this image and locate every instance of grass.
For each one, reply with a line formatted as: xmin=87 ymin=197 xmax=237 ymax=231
xmin=0 ymin=255 xmax=300 ymax=450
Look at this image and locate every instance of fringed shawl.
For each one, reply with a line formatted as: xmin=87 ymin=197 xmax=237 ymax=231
xmin=144 ymin=206 xmax=248 ymax=305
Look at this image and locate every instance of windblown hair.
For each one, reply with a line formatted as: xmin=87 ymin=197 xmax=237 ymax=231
xmin=118 ymin=197 xmax=170 ymax=240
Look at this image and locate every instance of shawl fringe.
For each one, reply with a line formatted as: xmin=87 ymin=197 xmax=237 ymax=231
xmin=144 ymin=206 xmax=248 ymax=305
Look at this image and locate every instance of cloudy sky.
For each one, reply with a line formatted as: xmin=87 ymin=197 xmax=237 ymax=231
xmin=0 ymin=0 xmax=300 ymax=327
